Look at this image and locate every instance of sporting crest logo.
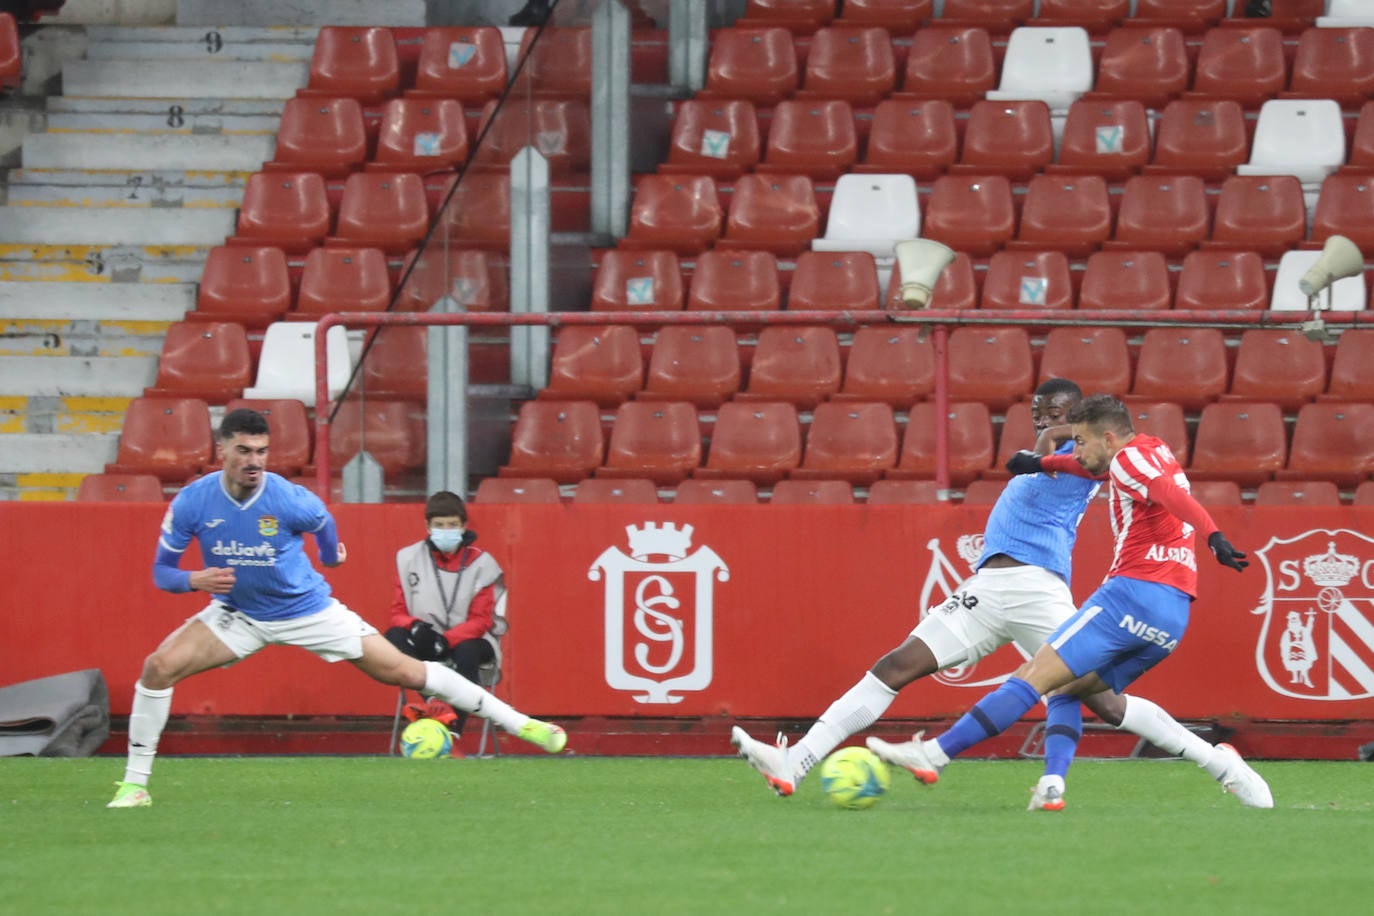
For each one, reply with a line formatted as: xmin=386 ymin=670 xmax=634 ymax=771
xmin=1251 ymin=529 xmax=1374 ymax=701
xmin=257 ymin=515 xmax=278 ymax=537
xmin=588 ymin=523 xmax=729 ymax=704
xmin=918 ymin=533 xmax=1030 ymax=687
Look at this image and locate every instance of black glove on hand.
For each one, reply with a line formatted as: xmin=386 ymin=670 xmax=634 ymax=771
xmin=1208 ymin=532 xmax=1249 ymax=572
xmin=1005 ymin=450 xmax=1044 ymax=476
xmin=408 ymin=621 xmax=450 ymax=661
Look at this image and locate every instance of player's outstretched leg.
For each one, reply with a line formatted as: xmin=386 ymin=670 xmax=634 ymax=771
xmin=421 ymin=661 xmax=566 ymax=754
xmin=730 ymin=725 xmax=797 ymax=796
xmin=1214 ymin=743 xmax=1273 ymax=808
xmin=518 ymin=719 xmax=568 ymax=754
xmin=866 ymin=730 xmax=943 ymax=785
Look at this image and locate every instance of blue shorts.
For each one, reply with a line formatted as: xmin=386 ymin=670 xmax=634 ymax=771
xmin=1047 ymin=576 xmax=1191 ymax=693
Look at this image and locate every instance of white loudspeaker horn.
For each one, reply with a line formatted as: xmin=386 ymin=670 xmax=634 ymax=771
xmin=1298 ymin=234 xmax=1364 ymax=298
xmin=894 ymin=239 xmax=957 ymax=308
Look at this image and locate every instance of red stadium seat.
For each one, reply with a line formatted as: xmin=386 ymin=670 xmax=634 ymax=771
xmin=473 ymin=477 xmax=562 ymax=503
xmin=1039 ymin=326 xmax=1133 ymax=398
xmin=1253 ymin=480 xmax=1342 ymax=507
xmin=672 ymin=478 xmax=759 ymax=504
xmin=721 ymin=174 xmax=820 ymax=258
xmin=144 ymin=321 xmax=251 ymax=403
xmin=1051 ymin=99 xmax=1151 ymax=182
xmin=304 ymin=26 xmax=400 ymax=103
xmin=328 ymin=399 xmax=423 ymax=477
xmin=522 ymin=26 xmax=593 ymax=98
xmin=922 ymin=174 xmax=1016 ymax=258
xmin=1174 ymin=250 xmax=1269 ymax=312
xmin=1275 ymin=402 xmax=1374 ymax=488
xmin=1190 ymin=480 xmax=1243 ymax=506
xmin=660 ymin=99 xmax=761 ymax=178
xmin=470 ymin=98 xmax=592 ymax=176
xmin=371 ymin=98 xmax=470 ymax=173
xmin=867 ymin=479 xmax=945 ymax=504
xmin=837 ymin=0 xmax=933 ymax=32
xmin=885 ymin=250 xmax=979 ymax=311
xmin=695 ymin=400 xmax=801 ymax=485
xmin=441 ymin=173 xmax=511 ymax=251
xmin=223 ymin=397 xmax=312 ymax=476
xmin=641 ymin=325 xmax=740 ymax=409
xmin=0 ymin=12 xmax=19 ymax=90
xmin=1188 ymin=26 xmax=1286 ymax=109
xmin=889 ymin=401 xmax=995 ymax=486
xmin=333 ymin=172 xmax=430 ymax=254
xmin=898 ymin=26 xmax=997 ymax=108
xmin=573 ymin=478 xmax=660 ymax=504
xmin=105 ymin=397 xmax=213 ymax=482
xmin=1349 ymin=101 xmax=1374 ymax=172
xmin=739 ymin=0 xmax=835 ymax=31
xmin=796 ymin=26 xmax=896 ymax=105
xmin=598 ymin=400 xmax=702 ymax=485
xmin=193 ymin=245 xmax=292 ymax=327
xmin=946 ymin=326 xmax=1034 ymax=411
xmin=834 ymin=325 xmax=933 ymax=409
xmin=541 ymin=325 xmax=644 ymax=407
xmin=408 ymin=27 xmax=508 ymax=104
xmin=269 ymin=97 xmax=367 ymax=178
xmin=1148 ymin=99 xmax=1248 ymax=182
xmin=295 ymin=246 xmax=392 ymax=315
xmin=738 ymin=326 xmax=842 ymax=408
xmin=856 ymin=98 xmax=958 ymax=180
xmin=1189 ymin=401 xmax=1287 ymax=487
xmin=1225 ymin=329 xmax=1327 ymax=411
xmin=358 ymin=326 xmax=427 ymax=401
xmin=1311 ymin=173 xmax=1374 ymax=253
xmin=1207 ymin=175 xmax=1306 ymax=259
xmin=788 ymin=251 xmax=881 ymax=312
xmin=757 ymin=100 xmax=858 ymax=180
xmin=498 ymin=400 xmax=604 ymax=484
xmin=940 ymin=0 xmax=1033 ymax=32
xmin=1323 ymin=330 xmax=1374 ymax=402
xmin=686 ymin=249 xmax=781 ymax=313
xmin=1013 ymin=173 xmax=1112 ymax=258
xmin=590 ymin=250 xmax=684 ymax=314
xmin=981 ymin=249 xmax=1075 ymax=312
xmin=1356 ymin=481 xmax=1374 ymax=506
xmin=76 ymin=473 xmax=164 ymax=502
xmin=701 ymin=27 xmax=799 ymax=104
xmin=623 ymin=174 xmax=722 ymax=255
xmin=1286 ymin=27 xmax=1374 ymax=109
xmin=1089 ymin=26 xmax=1189 ymax=108
xmin=987 ymin=401 xmax=1035 ymax=482
xmin=396 ymin=247 xmax=509 ymax=313
xmin=1129 ymin=0 xmax=1226 ymax=31
xmin=952 ymin=100 xmax=1054 ymax=182
xmin=1109 ymin=174 xmax=1209 ymax=257
xmin=1131 ymin=327 xmax=1228 ymax=412
xmin=1078 ymin=251 xmax=1172 ymax=312
xmin=1036 ymin=0 xmax=1129 ymax=33
xmin=791 ymin=401 xmax=899 ymax=485
xmin=233 ymin=172 xmax=331 ymax=254
xmin=1125 ymin=400 xmax=1190 ymax=467
xmin=962 ymin=479 xmax=1006 ymax=505
xmin=769 ymin=479 xmax=855 ymax=504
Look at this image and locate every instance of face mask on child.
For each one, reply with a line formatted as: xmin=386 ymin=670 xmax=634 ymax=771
xmin=429 ymin=528 xmax=465 ymax=553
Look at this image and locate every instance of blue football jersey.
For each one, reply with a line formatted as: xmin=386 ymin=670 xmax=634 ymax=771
xmin=158 ymin=472 xmax=335 ymax=620
xmin=978 ymin=440 xmax=1100 ymax=584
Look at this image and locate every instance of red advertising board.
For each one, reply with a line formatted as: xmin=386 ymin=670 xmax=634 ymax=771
xmin=3 ymin=502 xmax=1373 ymax=724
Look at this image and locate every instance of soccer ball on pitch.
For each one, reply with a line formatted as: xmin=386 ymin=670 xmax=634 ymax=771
xmin=400 ymin=718 xmax=453 ymax=759
xmin=818 ymin=746 xmax=890 ymax=810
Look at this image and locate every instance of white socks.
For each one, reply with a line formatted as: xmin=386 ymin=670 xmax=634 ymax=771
xmin=1118 ymin=694 xmax=1224 ymax=778
xmin=123 ymin=681 xmax=173 ymax=786
xmin=793 ymin=672 xmax=899 ymax=780
xmin=422 ymin=661 xmax=527 ymax=734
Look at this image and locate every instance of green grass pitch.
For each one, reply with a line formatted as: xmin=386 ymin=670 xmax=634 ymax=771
xmin=2 ymin=755 xmax=1369 ymax=915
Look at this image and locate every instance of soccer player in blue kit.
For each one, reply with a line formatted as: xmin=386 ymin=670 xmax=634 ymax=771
xmin=732 ymin=380 xmax=1271 ymax=809
xmin=108 ymin=409 xmax=566 ymax=808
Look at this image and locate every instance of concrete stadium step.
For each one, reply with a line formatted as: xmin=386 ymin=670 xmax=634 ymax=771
xmin=175 ymin=0 xmax=427 ymax=28
xmin=22 ymin=133 xmax=276 ymax=172
xmin=0 ymin=318 xmax=174 ymax=357
xmin=0 ymin=433 xmax=120 ymax=475
xmin=7 ymin=182 xmax=246 ymax=209
xmin=86 ymin=26 xmax=322 ymax=45
xmin=0 ymin=395 xmax=134 ymax=434
xmin=0 ymin=280 xmax=195 ymax=321
xmin=44 ymin=112 xmax=281 ymax=134
xmin=85 ymin=38 xmax=315 ymax=63
xmin=62 ymin=59 xmax=309 ymax=100
xmin=0 ymin=471 xmax=94 ymax=502
xmin=46 ymin=97 xmax=287 ymax=117
xmin=0 ymin=208 xmax=236 ymax=246
xmin=0 ymin=244 xmax=211 ymax=283
xmin=0 ymin=354 xmax=159 ymax=397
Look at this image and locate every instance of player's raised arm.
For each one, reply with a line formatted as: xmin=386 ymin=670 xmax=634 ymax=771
xmin=1142 ymin=473 xmax=1248 ymax=572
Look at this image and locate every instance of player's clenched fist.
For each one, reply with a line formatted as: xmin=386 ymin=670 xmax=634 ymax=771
xmin=191 ymin=566 xmax=237 ymax=593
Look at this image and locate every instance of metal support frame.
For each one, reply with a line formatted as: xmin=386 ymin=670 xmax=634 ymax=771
xmin=590 ymin=0 xmax=630 ymax=238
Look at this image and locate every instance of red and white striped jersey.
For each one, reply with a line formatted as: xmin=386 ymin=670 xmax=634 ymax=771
xmin=1103 ymin=434 xmax=1200 ymax=597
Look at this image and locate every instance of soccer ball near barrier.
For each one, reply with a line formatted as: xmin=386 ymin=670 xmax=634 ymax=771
xmin=819 ymin=746 xmax=891 ymax=810
xmin=400 ymin=718 xmax=454 ymax=759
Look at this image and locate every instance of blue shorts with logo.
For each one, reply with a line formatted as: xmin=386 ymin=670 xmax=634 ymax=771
xmin=1047 ymin=576 xmax=1191 ymax=693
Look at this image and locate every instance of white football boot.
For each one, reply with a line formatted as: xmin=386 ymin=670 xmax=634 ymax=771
xmin=1215 ymin=743 xmax=1274 ymax=808
xmin=866 ymin=731 xmax=943 ymax=785
xmin=730 ymin=725 xmax=796 ymax=796
xmin=1028 ymin=775 xmax=1066 ymax=812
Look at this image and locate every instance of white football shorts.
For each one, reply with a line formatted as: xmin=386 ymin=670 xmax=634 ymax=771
xmin=193 ymin=599 xmax=379 ymax=663
xmin=909 ymin=564 xmax=1078 ymax=670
